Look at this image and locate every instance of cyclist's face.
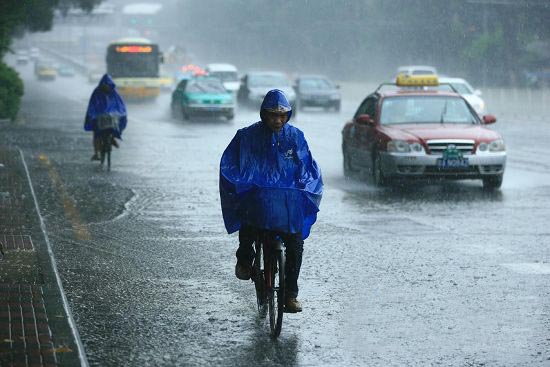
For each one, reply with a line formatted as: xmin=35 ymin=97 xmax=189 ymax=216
xmin=100 ymin=83 xmax=111 ymax=94
xmin=264 ymin=111 xmax=288 ymax=132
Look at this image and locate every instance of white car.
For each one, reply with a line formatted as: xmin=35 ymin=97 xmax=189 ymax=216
xmin=16 ymin=50 xmax=29 ymax=65
xmin=29 ymin=47 xmax=40 ymax=61
xmin=205 ymin=63 xmax=240 ymax=94
xmin=396 ymin=65 xmax=438 ymax=76
xmin=439 ymin=77 xmax=486 ymax=115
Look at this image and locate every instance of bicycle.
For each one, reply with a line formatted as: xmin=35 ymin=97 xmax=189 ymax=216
xmin=96 ymin=114 xmax=119 ymax=171
xmin=98 ymin=130 xmax=113 ymax=170
xmin=252 ymin=231 xmax=286 ymax=337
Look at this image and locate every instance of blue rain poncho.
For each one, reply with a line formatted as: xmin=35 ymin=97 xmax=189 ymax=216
xmin=84 ymin=74 xmax=127 ymax=138
xmin=220 ymin=90 xmax=323 ymax=239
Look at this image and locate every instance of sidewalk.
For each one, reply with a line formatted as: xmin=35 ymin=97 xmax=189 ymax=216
xmin=0 ymin=146 xmax=85 ymax=367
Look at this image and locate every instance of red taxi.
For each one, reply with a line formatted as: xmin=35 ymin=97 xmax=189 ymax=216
xmin=342 ymin=75 xmax=506 ymax=189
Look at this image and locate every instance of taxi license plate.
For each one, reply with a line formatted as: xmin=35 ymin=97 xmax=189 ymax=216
xmin=437 ymin=157 xmax=469 ymax=169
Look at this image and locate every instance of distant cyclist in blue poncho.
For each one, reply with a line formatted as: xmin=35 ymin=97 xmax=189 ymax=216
xmin=84 ymin=74 xmax=127 ymax=161
xmin=219 ymin=89 xmax=323 ymax=313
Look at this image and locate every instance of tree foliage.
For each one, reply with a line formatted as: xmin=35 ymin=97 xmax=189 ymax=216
xmin=0 ymin=0 xmax=103 ymax=57
xmin=0 ymin=62 xmax=24 ymax=120
xmin=0 ymin=0 xmax=102 ymax=120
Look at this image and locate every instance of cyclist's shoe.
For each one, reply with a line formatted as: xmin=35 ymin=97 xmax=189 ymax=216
xmin=91 ymin=154 xmax=100 ymax=161
xmin=111 ymin=138 xmax=119 ymax=148
xmin=285 ymin=297 xmax=302 ymax=313
xmin=235 ymin=261 xmax=251 ymax=280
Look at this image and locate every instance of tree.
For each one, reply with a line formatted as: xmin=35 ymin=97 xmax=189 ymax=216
xmin=0 ymin=0 xmax=103 ymax=120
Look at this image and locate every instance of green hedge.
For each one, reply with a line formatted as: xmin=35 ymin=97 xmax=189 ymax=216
xmin=0 ymin=61 xmax=24 ymax=121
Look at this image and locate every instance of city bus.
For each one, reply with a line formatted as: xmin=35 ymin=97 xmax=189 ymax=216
xmin=106 ymin=37 xmax=162 ymax=99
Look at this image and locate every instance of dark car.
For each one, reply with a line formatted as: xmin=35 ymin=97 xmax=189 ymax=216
xmin=237 ymin=71 xmax=297 ymax=118
xmin=295 ymin=75 xmax=341 ymax=111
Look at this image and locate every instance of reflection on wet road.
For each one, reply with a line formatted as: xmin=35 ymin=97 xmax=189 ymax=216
xmin=5 ymin=62 xmax=550 ymax=366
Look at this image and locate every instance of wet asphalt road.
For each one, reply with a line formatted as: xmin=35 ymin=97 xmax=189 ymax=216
xmin=4 ymin=61 xmax=550 ymax=366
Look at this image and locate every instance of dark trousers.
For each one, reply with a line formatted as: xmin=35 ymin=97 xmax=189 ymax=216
xmin=236 ymin=225 xmax=304 ymax=298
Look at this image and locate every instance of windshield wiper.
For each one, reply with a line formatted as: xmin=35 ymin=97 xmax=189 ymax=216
xmin=440 ymin=100 xmax=448 ymax=124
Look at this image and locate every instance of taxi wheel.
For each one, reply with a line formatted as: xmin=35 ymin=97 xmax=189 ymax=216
xmin=171 ymin=104 xmax=178 ymax=119
xmin=373 ymin=153 xmax=388 ymax=187
xmin=482 ymin=174 xmax=503 ymax=190
xmin=181 ymin=107 xmax=190 ymax=121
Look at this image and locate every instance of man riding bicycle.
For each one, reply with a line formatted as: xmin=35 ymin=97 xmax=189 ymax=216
xmin=219 ymin=89 xmax=323 ymax=313
xmin=84 ymin=74 xmax=127 ymax=161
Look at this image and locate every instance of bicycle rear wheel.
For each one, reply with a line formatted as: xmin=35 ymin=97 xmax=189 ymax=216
xmin=253 ymin=241 xmax=267 ymax=317
xmin=267 ymin=242 xmax=285 ymax=337
xmin=99 ymin=133 xmax=112 ymax=170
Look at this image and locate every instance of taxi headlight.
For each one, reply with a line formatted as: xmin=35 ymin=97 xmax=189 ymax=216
xmin=478 ymin=140 xmax=505 ymax=153
xmin=388 ymin=140 xmax=424 ymax=153
xmin=489 ymin=139 xmax=505 ymax=152
xmin=387 ymin=140 xmax=410 ymax=153
xmin=410 ymin=142 xmax=424 ymax=153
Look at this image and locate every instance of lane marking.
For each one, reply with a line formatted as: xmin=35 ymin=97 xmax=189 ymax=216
xmin=19 ymin=148 xmax=89 ymax=367
xmin=501 ymin=263 xmax=550 ymax=275
xmin=38 ymin=154 xmax=91 ymax=241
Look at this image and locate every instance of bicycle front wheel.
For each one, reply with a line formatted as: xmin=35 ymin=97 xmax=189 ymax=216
xmin=267 ymin=244 xmax=285 ymax=337
xmin=253 ymin=241 xmax=267 ymax=317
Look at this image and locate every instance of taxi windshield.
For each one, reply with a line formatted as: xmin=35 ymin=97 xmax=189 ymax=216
xmin=209 ymin=71 xmax=238 ymax=82
xmin=380 ymin=96 xmax=478 ymax=125
xmin=187 ymin=79 xmax=227 ymax=94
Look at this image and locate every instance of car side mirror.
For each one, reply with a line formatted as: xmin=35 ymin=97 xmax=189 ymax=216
xmin=482 ymin=114 xmax=496 ymax=124
xmin=474 ymin=89 xmax=482 ymax=96
xmin=356 ymin=114 xmax=375 ymax=125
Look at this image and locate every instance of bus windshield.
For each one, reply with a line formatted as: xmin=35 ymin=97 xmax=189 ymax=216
xmin=106 ymin=44 xmax=159 ymax=78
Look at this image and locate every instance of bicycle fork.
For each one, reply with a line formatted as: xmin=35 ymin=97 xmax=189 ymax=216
xmin=264 ymin=240 xmax=284 ymax=290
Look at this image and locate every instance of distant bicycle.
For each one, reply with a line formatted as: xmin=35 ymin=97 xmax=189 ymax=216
xmin=252 ymin=230 xmax=286 ymax=337
xmin=96 ymin=114 xmax=119 ymax=171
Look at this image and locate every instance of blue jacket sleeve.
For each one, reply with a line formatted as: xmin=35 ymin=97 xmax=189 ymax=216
xmin=219 ymin=131 xmax=243 ymax=234
xmin=119 ymin=115 xmax=127 ymax=132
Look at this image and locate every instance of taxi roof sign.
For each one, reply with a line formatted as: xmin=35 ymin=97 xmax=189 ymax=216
xmin=396 ymin=74 xmax=439 ymax=87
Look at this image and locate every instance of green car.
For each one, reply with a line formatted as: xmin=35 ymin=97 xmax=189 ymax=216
xmin=171 ymin=77 xmax=235 ymax=121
